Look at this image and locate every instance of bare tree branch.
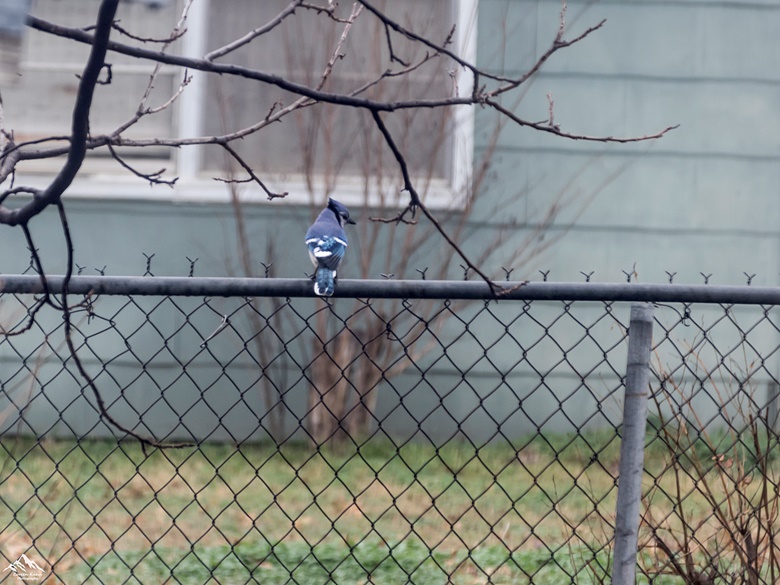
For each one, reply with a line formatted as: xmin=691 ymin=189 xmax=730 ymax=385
xmin=219 ymin=143 xmax=287 ymax=201
xmin=0 ymin=142 xmax=20 ymax=186
xmin=10 ymin=2 xmax=676 ymax=202
xmin=107 ymin=1 xmax=193 ymax=142
xmin=29 ymin=15 xmax=472 ymax=111
xmin=56 ymin=199 xmax=190 ymax=451
xmin=204 ymin=0 xmax=302 ymax=61
xmin=111 ymin=20 xmax=187 ymax=44
xmin=1 ymin=224 xmax=53 ymax=336
xmin=315 ymin=3 xmax=363 ymax=91
xmin=0 ymin=2 xmax=678 ymax=307
xmin=485 ymin=14 xmax=608 ymax=98
xmin=0 ymin=0 xmax=119 ymax=226
xmin=0 ymin=185 xmax=38 ymax=207
xmin=23 ymin=13 xmax=592 ymax=114
xmin=358 ymin=0 xmax=478 ymax=79
xmin=370 ymin=110 xmax=500 ymax=292
xmin=486 ymin=97 xmax=680 ymax=143
xmin=106 ymin=143 xmax=177 ymax=187
xmin=0 ymin=0 xmax=192 ymax=451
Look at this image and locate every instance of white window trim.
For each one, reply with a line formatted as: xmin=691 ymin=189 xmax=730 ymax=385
xmin=15 ymin=0 xmax=478 ymax=210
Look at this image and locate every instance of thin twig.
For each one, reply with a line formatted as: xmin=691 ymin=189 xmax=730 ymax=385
xmin=0 ymin=186 xmax=41 ymax=206
xmin=57 ymin=199 xmax=191 ymax=451
xmin=383 ymin=22 xmax=409 ymax=66
xmin=486 ymin=18 xmax=608 ymax=99
xmin=219 ymin=143 xmax=287 ymax=200
xmin=106 ymin=143 xmax=176 ymax=186
xmin=109 ymin=0 xmax=193 ymax=138
xmin=0 ymin=225 xmax=50 ymax=336
xmin=315 ymin=3 xmax=363 ymax=91
xmin=204 ymin=0 xmax=302 ymax=61
xmin=300 ymin=1 xmax=351 ymax=23
xmin=111 ymin=21 xmax=187 ymax=44
xmin=358 ymin=0 xmax=477 ymax=78
xmin=486 ymin=97 xmax=679 ymax=143
xmin=369 ymin=206 xmax=418 ymax=225
xmin=370 ymin=110 xmax=500 ymax=293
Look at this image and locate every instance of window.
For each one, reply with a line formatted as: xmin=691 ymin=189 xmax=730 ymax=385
xmin=9 ymin=0 xmax=180 ymax=164
xmin=8 ymin=0 xmax=476 ymax=207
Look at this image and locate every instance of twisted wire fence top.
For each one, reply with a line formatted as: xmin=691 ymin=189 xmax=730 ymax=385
xmin=0 ymin=273 xmax=779 ymax=583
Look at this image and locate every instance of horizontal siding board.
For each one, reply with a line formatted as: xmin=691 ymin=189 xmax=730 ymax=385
xmin=481 ymin=0 xmax=780 ymax=81
xmin=476 ymin=77 xmax=780 ymax=157
xmin=480 ymin=147 xmax=780 ymax=232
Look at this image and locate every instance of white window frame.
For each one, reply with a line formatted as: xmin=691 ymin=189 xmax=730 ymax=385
xmin=16 ymin=0 xmax=478 ymax=210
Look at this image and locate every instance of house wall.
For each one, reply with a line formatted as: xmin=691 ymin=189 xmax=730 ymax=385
xmin=1 ymin=0 xmax=778 ymax=443
xmin=476 ymin=0 xmax=780 ymax=285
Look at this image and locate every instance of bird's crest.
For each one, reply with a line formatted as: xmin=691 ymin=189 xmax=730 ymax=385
xmin=328 ymin=198 xmax=356 ymax=225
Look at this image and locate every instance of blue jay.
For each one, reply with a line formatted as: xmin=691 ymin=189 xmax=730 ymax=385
xmin=305 ymin=198 xmax=356 ymax=296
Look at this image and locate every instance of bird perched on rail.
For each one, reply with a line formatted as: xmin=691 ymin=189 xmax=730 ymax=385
xmin=305 ymin=198 xmax=356 ymax=297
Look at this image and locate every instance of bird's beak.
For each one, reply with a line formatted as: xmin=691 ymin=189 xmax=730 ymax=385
xmin=347 ymin=218 xmax=356 ymax=225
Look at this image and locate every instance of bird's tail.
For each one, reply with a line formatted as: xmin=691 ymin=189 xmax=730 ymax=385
xmin=314 ymin=267 xmax=336 ymax=297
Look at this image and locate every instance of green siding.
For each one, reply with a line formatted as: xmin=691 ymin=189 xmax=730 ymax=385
xmin=477 ymin=0 xmax=780 ymax=285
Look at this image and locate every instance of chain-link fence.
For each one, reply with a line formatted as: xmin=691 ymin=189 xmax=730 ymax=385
xmin=1 ymin=274 xmax=779 ymax=583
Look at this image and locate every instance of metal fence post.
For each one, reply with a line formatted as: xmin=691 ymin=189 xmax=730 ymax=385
xmin=611 ymin=302 xmax=654 ymax=585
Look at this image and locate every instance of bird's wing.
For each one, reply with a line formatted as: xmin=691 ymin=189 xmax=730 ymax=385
xmin=306 ymin=235 xmax=347 ymax=271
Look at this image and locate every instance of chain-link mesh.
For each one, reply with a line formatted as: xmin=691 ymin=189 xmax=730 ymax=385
xmin=0 ymin=277 xmax=779 ymax=583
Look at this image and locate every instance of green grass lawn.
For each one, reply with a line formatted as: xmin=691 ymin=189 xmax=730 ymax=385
xmin=0 ymin=433 xmax=621 ymax=584
xmin=0 ymin=430 xmax=776 ymax=584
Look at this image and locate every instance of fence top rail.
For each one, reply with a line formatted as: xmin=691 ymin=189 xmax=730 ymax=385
xmin=1 ymin=274 xmax=780 ymax=304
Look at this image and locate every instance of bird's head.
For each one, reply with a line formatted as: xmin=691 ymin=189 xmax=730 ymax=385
xmin=328 ymin=198 xmax=356 ymax=226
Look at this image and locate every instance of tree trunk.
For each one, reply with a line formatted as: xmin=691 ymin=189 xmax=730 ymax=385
xmin=308 ymin=329 xmax=355 ymax=445
xmin=308 ymin=314 xmax=390 ymax=445
xmin=344 ymin=323 xmax=388 ymax=438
